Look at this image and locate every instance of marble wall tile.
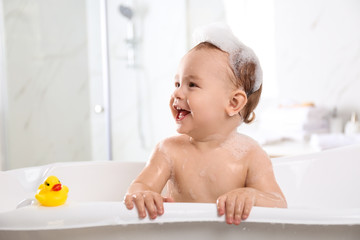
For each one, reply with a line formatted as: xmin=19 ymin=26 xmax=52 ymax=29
xmin=274 ymin=0 xmax=360 ymax=120
xmin=3 ymin=0 xmax=91 ymax=169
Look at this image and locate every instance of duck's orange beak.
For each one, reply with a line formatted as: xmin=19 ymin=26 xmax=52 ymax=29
xmin=52 ymin=184 xmax=62 ymax=191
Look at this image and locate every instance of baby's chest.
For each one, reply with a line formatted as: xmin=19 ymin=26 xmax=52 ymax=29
xmin=174 ymin=157 xmax=248 ymax=196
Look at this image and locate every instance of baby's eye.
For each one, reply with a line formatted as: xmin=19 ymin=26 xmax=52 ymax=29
xmin=175 ymin=82 xmax=180 ymax=88
xmin=189 ymin=82 xmax=198 ymax=88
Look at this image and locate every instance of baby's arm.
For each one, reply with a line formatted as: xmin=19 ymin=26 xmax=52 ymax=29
xmin=124 ymin=143 xmax=173 ymax=219
xmin=217 ymin=146 xmax=287 ymax=225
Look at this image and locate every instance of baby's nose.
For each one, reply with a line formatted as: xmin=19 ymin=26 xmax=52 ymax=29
xmin=172 ymin=86 xmax=185 ymax=99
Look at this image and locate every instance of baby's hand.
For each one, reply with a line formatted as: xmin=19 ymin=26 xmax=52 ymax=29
xmin=216 ymin=188 xmax=256 ymax=225
xmin=124 ymin=191 xmax=174 ymax=219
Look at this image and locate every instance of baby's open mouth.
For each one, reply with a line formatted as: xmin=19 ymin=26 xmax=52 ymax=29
xmin=175 ymin=106 xmax=191 ymax=121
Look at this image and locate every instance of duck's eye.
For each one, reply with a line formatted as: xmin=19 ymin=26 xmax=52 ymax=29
xmin=45 ymin=182 xmax=50 ymax=186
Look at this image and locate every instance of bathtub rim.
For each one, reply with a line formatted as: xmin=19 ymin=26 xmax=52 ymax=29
xmin=1 ymin=202 xmax=360 ymax=231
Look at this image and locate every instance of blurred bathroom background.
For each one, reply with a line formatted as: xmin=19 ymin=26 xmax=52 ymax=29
xmin=0 ymin=0 xmax=360 ymax=170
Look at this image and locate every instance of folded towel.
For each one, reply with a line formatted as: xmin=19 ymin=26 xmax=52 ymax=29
xmin=310 ymin=133 xmax=360 ymax=150
xmin=258 ymin=105 xmax=330 ymax=141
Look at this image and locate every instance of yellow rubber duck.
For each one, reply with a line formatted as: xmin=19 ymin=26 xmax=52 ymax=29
xmin=35 ymin=176 xmax=69 ymax=207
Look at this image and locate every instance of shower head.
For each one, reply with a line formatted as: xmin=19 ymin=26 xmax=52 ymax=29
xmin=119 ymin=5 xmax=133 ymax=20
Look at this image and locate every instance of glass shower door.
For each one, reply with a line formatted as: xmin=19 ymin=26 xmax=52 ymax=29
xmin=0 ymin=0 xmax=109 ymax=170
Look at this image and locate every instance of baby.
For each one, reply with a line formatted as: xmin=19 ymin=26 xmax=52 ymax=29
xmin=124 ymin=24 xmax=287 ymax=225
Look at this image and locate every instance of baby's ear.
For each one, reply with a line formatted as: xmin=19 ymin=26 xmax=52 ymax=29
xmin=226 ymin=90 xmax=247 ymax=117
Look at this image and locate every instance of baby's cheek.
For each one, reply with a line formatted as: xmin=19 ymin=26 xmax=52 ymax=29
xmin=201 ymin=107 xmax=224 ymax=121
xmin=194 ymin=112 xmax=219 ymax=130
xmin=192 ymin=96 xmax=223 ymax=121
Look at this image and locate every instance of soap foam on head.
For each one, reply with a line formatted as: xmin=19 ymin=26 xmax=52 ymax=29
xmin=193 ymin=23 xmax=263 ymax=94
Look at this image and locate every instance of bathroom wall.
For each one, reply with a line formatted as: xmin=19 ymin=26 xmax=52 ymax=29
xmin=3 ymin=0 xmax=359 ymax=169
xmin=223 ymin=0 xmax=360 ymax=133
xmin=2 ymin=0 xmax=92 ymax=169
xmin=223 ymin=0 xmax=278 ymax=100
xmin=274 ymin=0 xmax=360 ymax=121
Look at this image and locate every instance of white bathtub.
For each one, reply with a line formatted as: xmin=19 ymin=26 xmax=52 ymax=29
xmin=1 ymin=144 xmax=360 ymax=240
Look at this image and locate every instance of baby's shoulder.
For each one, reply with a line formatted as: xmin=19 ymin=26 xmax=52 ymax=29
xmin=226 ymin=133 xmax=261 ymax=149
xmin=156 ymin=135 xmax=189 ymax=153
xmin=236 ymin=133 xmax=259 ymax=145
xmin=223 ymin=133 xmax=266 ymax=158
xmin=235 ymin=134 xmax=270 ymax=164
xmin=241 ymin=133 xmax=266 ymax=152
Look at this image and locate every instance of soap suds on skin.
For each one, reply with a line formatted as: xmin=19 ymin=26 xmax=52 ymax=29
xmin=219 ymin=132 xmax=256 ymax=160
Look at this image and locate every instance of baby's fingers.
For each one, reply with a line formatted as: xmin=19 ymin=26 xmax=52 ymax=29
xmin=216 ymin=196 xmax=226 ymax=216
xmin=234 ymin=197 xmax=244 ymax=225
xmin=144 ymin=194 xmax=160 ymax=219
xmin=225 ymin=196 xmax=236 ymax=224
xmin=153 ymin=194 xmax=165 ymax=216
xmin=124 ymin=194 xmax=134 ymax=210
xmin=242 ymin=198 xmax=254 ymax=220
xmin=133 ymin=194 xmax=147 ymax=218
xmin=163 ymin=196 xmax=175 ymax=202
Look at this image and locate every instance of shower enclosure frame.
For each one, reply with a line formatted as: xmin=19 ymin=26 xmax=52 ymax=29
xmin=99 ymin=0 xmax=113 ymax=161
xmin=0 ymin=0 xmax=8 ymax=170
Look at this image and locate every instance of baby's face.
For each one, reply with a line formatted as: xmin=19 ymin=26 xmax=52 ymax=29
xmin=170 ymin=48 xmax=235 ymax=138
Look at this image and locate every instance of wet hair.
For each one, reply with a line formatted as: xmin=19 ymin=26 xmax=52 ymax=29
xmin=192 ymin=42 xmax=262 ymax=124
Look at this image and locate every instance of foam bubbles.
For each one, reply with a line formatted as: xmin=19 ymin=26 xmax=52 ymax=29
xmin=219 ymin=132 xmax=252 ymax=160
xmin=193 ymin=22 xmax=263 ymax=94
